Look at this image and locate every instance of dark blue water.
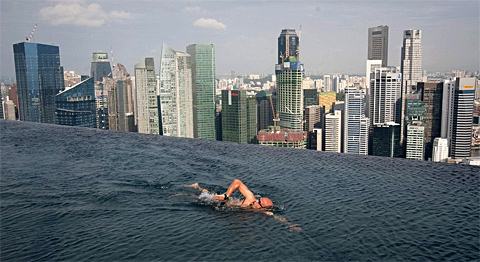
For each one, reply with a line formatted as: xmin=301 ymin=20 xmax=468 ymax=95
xmin=1 ymin=120 xmax=479 ymax=261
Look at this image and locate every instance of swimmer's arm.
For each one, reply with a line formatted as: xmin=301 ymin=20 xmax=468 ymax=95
xmin=265 ymin=212 xmax=302 ymax=232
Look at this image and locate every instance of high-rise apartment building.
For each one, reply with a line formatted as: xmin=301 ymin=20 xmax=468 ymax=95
xmin=159 ymin=46 xmax=193 ymax=138
xmin=221 ymin=90 xmax=257 ymax=144
xmin=277 ymin=29 xmax=299 ymax=63
xmin=324 ymin=110 xmax=342 ymax=153
xmin=135 ymin=57 xmax=159 ymax=134
xmin=406 ymin=124 xmax=425 ymax=160
xmin=369 ymin=67 xmax=402 ymax=125
xmin=186 ymin=44 xmax=216 ymax=140
xmin=400 ymin=29 xmax=423 ymax=144
xmin=418 ymin=81 xmax=443 ymax=160
xmin=13 ymin=42 xmax=64 ymax=123
xmin=368 ymin=25 xmax=389 ymax=66
xmin=344 ymin=87 xmax=369 ymax=155
xmin=432 ymin=137 xmax=449 ymax=162
xmin=55 ymin=77 xmax=96 ymax=127
xmin=450 ymin=78 xmax=476 ymax=159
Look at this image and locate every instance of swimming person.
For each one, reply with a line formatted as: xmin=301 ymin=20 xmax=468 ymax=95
xmin=188 ymin=179 xmax=302 ymax=232
xmin=189 ymin=179 xmax=273 ymax=209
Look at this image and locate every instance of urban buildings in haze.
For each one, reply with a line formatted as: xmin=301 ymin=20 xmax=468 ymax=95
xmin=55 ymin=76 xmax=96 ymax=127
xmin=13 ymin=42 xmax=64 ymax=123
xmin=368 ymin=25 xmax=389 ymax=67
xmin=90 ymin=52 xmax=112 ymax=82
xmin=186 ymin=44 xmax=216 ymax=140
xmin=159 ymin=45 xmax=194 ymax=138
xmin=135 ymin=57 xmax=159 ymax=134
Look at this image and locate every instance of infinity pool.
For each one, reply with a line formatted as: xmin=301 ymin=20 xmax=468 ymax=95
xmin=1 ymin=120 xmax=478 ymax=261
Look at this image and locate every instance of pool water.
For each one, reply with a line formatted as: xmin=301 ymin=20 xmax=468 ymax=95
xmin=1 ymin=120 xmax=479 ymax=261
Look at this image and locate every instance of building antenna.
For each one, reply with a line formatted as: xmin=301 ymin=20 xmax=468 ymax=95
xmin=25 ymin=24 xmax=38 ymax=42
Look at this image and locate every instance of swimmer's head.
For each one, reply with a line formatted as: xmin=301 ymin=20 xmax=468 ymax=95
xmin=259 ymin=197 xmax=273 ymax=209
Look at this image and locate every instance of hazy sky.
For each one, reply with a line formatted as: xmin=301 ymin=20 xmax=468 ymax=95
xmin=1 ymin=0 xmax=478 ymax=79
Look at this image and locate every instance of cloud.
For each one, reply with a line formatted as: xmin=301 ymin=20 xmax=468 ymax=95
xmin=39 ymin=1 xmax=131 ymax=27
xmin=193 ymin=18 xmax=226 ymax=31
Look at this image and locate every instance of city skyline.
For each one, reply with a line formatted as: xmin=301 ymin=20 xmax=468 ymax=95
xmin=1 ymin=0 xmax=479 ymax=80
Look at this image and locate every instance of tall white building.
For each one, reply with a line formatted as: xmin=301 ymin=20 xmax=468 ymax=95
xmin=432 ymin=137 xmax=449 ymax=162
xmin=323 ymin=75 xmax=332 ymax=92
xmin=159 ymin=45 xmax=193 ymax=138
xmin=135 ymin=57 xmax=159 ymax=134
xmin=400 ymin=29 xmax=423 ymax=144
xmin=406 ymin=124 xmax=425 ymax=160
xmin=324 ymin=110 xmax=342 ymax=153
xmin=344 ymin=87 xmax=369 ymax=155
xmin=369 ymin=67 xmax=402 ymax=125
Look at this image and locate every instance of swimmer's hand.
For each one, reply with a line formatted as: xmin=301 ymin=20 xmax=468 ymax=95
xmin=264 ymin=211 xmax=274 ymax=216
xmin=213 ymin=194 xmax=227 ymax=201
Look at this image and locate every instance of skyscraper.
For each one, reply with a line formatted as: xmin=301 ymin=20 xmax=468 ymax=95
xmin=159 ymin=45 xmax=193 ymax=138
xmin=417 ymin=81 xmax=443 ymax=160
xmin=221 ymin=90 xmax=257 ymax=144
xmin=304 ymin=105 xmax=321 ymax=132
xmin=107 ymin=63 xmax=135 ymax=132
xmin=450 ymin=78 xmax=476 ymax=159
xmin=400 ymin=29 xmax=423 ymax=144
xmin=368 ymin=25 xmax=389 ymax=66
xmin=369 ymin=67 xmax=402 ymax=125
xmin=371 ymin=123 xmax=402 ymax=157
xmin=324 ymin=110 xmax=342 ymax=153
xmin=90 ymin=52 xmax=112 ymax=82
xmin=344 ymin=87 xmax=369 ymax=155
xmin=276 ymin=29 xmax=304 ymax=131
xmin=303 ymin=88 xmax=318 ymax=108
xmin=432 ymin=137 xmax=449 ymax=162
xmin=13 ymin=42 xmax=64 ymax=123
xmin=90 ymin=52 xmax=112 ymax=130
xmin=406 ymin=124 xmax=425 ymax=160
xmin=277 ymin=29 xmax=299 ymax=64
xmin=256 ymin=90 xmax=273 ymax=131
xmin=55 ymin=77 xmax=96 ymax=127
xmin=186 ymin=44 xmax=216 ymax=140
xmin=135 ymin=57 xmax=159 ymax=134
xmin=403 ymin=94 xmax=426 ymax=159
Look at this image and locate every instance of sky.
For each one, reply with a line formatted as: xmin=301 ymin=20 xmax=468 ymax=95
xmin=1 ymin=0 xmax=479 ymax=80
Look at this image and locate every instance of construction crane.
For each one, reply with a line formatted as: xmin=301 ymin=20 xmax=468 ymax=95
xmin=25 ymin=24 xmax=38 ymax=42
xmin=269 ymin=95 xmax=280 ymax=131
